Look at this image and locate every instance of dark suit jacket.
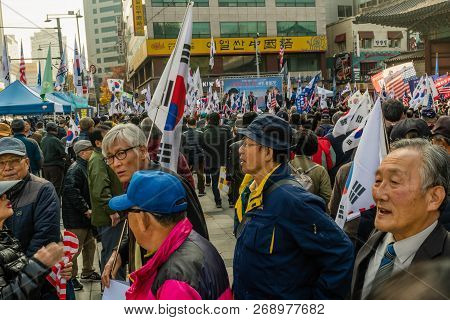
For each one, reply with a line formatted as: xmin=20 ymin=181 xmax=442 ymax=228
xmin=351 ymin=223 xmax=450 ymax=299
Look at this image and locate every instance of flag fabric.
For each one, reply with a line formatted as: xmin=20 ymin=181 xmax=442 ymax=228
xmin=144 ymin=83 xmax=152 ymax=113
xmin=73 ymin=39 xmax=83 ymax=95
xmin=342 ymin=82 xmax=351 ymax=95
xmin=241 ymin=90 xmax=247 ymax=113
xmin=107 ymin=79 xmax=124 ymax=93
xmin=46 ymin=230 xmax=79 ymax=300
xmin=335 ymin=97 xmax=387 ymax=228
xmin=81 ymin=45 xmax=87 ymax=72
xmin=193 ymin=67 xmax=202 ymax=96
xmin=65 ymin=117 xmax=80 ymax=151
xmin=384 ymin=63 xmax=416 ymax=98
xmin=55 ymin=48 xmax=67 ymax=90
xmin=410 ymin=76 xmax=426 ymax=110
xmin=88 ymin=72 xmax=95 ymax=89
xmin=209 ymin=36 xmax=216 ymax=69
xmin=19 ymin=40 xmax=27 ymax=84
xmin=332 ymin=90 xmax=371 ymax=137
xmin=37 ymin=61 xmax=42 ymax=87
xmin=402 ymin=90 xmax=410 ymax=107
xmin=148 ymin=2 xmax=193 ymax=172
xmin=2 ymin=37 xmax=10 ymax=86
xmin=422 ymin=76 xmax=439 ymax=109
xmin=342 ymin=115 xmax=369 ymax=153
xmin=279 ymin=41 xmax=284 ymax=70
xmin=332 ymin=76 xmax=337 ymax=98
xmin=270 ymin=93 xmax=277 ymax=110
xmin=41 ymin=45 xmax=54 ymax=97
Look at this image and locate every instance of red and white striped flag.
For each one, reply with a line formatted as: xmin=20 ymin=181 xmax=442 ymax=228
xmin=270 ymin=94 xmax=278 ymax=109
xmin=19 ymin=40 xmax=27 ymax=84
xmin=46 ymin=230 xmax=79 ymax=300
xmin=384 ymin=64 xmax=416 ymax=99
xmin=279 ymin=41 xmax=284 ymax=70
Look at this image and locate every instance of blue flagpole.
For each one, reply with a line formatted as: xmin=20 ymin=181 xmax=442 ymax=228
xmin=435 ymin=52 xmax=439 ymax=76
xmin=37 ymin=61 xmax=42 ymax=87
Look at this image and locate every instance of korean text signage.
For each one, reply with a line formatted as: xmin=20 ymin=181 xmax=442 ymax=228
xmin=334 ymin=52 xmax=352 ymax=83
xmin=147 ymin=35 xmax=327 ymax=56
xmin=132 ymin=0 xmax=145 ymax=36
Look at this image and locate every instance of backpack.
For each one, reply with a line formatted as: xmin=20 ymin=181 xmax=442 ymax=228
xmin=288 ymin=162 xmax=318 ymax=193
xmin=312 ymin=137 xmax=335 ymax=170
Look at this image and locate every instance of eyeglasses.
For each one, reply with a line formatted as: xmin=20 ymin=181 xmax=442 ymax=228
xmin=120 ymin=208 xmax=163 ymax=219
xmin=104 ymin=146 xmax=139 ymax=165
xmin=0 ymin=157 xmax=25 ymax=170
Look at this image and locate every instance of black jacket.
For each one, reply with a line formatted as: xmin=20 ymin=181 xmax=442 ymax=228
xmin=41 ymin=132 xmax=66 ymax=168
xmin=62 ymin=157 xmax=91 ymax=229
xmin=202 ymin=125 xmax=232 ymax=169
xmin=351 ymin=223 xmax=450 ymax=299
xmin=0 ymin=229 xmax=50 ymax=299
xmin=182 ymin=128 xmax=204 ymax=167
xmin=5 ymin=174 xmax=61 ymax=257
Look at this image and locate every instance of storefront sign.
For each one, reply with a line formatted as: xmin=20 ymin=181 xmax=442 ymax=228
xmin=132 ymin=0 xmax=145 ymax=36
xmin=373 ymin=39 xmax=388 ymax=47
xmin=147 ymin=35 xmax=327 ymax=56
xmin=334 ymin=52 xmax=352 ymax=83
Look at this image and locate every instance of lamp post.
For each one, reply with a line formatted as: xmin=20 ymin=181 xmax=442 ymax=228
xmin=45 ymin=10 xmax=84 ymax=55
xmin=254 ymin=33 xmax=260 ymax=77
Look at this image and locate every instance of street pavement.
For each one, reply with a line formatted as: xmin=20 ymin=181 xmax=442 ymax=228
xmin=75 ymin=186 xmax=236 ymax=300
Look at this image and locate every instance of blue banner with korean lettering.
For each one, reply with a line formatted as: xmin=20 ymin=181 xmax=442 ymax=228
xmin=223 ymin=76 xmax=283 ymax=110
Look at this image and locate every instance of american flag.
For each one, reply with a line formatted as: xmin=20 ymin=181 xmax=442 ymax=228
xmin=270 ymin=93 xmax=278 ymax=109
xmin=279 ymin=41 xmax=284 ymax=70
xmin=384 ymin=64 xmax=416 ymax=99
xmin=46 ymin=230 xmax=79 ymax=300
xmin=19 ymin=40 xmax=27 ymax=84
xmin=402 ymin=90 xmax=410 ymax=107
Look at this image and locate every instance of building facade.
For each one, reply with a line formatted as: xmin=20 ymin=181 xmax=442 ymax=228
xmin=83 ymin=0 xmax=125 ymax=81
xmin=126 ymin=0 xmax=329 ymax=92
xmin=326 ymin=16 xmax=407 ymax=86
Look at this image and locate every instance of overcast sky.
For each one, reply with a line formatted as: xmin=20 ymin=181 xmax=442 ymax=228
xmin=1 ymin=0 xmax=87 ymax=63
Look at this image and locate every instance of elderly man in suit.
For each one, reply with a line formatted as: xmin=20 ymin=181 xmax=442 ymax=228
xmin=351 ymin=138 xmax=449 ymax=299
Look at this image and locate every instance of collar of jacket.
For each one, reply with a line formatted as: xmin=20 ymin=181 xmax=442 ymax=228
xmin=76 ymin=157 xmax=88 ymax=167
xmin=126 ymin=218 xmax=192 ymax=296
xmin=7 ymin=173 xmax=31 ymax=199
xmin=235 ymin=163 xmax=289 ymax=222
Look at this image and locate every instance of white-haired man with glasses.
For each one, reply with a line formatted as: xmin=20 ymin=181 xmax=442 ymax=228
xmin=99 ymin=123 xmax=208 ymax=287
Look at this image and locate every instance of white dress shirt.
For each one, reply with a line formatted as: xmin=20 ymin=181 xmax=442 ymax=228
xmin=361 ymin=221 xmax=437 ymax=299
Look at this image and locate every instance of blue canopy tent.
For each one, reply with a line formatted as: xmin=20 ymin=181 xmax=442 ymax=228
xmin=0 ymin=80 xmax=55 ymax=115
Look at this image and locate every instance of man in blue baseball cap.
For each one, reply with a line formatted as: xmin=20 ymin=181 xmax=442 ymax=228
xmin=233 ymin=114 xmax=354 ymax=299
xmin=107 ymin=170 xmax=231 ymax=300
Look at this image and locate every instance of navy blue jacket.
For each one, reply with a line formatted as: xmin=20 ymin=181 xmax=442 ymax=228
xmin=233 ymin=164 xmax=354 ymax=299
xmin=13 ymin=134 xmax=43 ymax=174
xmin=5 ymin=174 xmax=61 ymax=257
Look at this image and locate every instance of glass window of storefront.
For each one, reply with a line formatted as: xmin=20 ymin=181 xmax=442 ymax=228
xmin=219 ymin=0 xmax=265 ymax=7
xmin=275 ymin=0 xmax=315 ymax=7
xmin=153 ymin=22 xmax=211 ymax=38
xmin=152 ymin=0 xmax=209 ymax=7
xmin=277 ymin=21 xmax=316 ymax=36
xmin=220 ymin=22 xmax=267 ymax=37
xmin=286 ymin=53 xmax=319 ymax=72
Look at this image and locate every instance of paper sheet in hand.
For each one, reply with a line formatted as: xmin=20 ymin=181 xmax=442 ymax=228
xmin=102 ymin=280 xmax=129 ymax=300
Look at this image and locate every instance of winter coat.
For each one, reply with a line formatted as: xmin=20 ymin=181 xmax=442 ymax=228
xmin=62 ymin=157 xmax=92 ymax=229
xmin=0 ymin=228 xmax=50 ymax=299
xmin=233 ymin=163 xmax=354 ymax=299
xmin=182 ymin=128 xmax=205 ymax=168
xmin=126 ymin=218 xmax=232 ymax=300
xmin=202 ymin=124 xmax=232 ymax=169
xmin=41 ymin=132 xmax=66 ymax=168
xmin=88 ymin=149 xmax=123 ymax=227
xmin=13 ymin=134 xmax=43 ymax=174
xmin=5 ymin=174 xmax=61 ymax=257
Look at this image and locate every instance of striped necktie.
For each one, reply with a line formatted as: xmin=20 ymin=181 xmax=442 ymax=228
xmin=373 ymin=242 xmax=396 ymax=286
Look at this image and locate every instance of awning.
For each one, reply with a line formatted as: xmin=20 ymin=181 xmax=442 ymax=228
xmin=358 ymin=31 xmax=374 ymax=39
xmin=335 ymin=33 xmax=346 ymax=43
xmin=387 ymin=31 xmax=403 ymax=39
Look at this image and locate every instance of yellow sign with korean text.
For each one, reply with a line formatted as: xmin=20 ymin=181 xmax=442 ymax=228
xmin=147 ymin=35 xmax=327 ymax=56
xmin=132 ymin=0 xmax=145 ymax=37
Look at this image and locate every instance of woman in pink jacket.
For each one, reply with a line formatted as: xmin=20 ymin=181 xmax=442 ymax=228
xmin=108 ymin=170 xmax=232 ymax=300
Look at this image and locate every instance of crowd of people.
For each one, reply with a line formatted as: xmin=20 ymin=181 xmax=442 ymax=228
xmin=0 ymin=92 xmax=448 ymax=300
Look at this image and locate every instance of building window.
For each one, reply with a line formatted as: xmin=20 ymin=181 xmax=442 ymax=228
xmin=338 ymin=5 xmax=352 ymax=18
xmin=94 ymin=19 xmax=98 ymax=24
xmin=104 ymin=57 xmax=119 ymax=63
xmin=219 ymin=0 xmax=265 ymax=7
xmin=220 ymin=22 xmax=267 ymax=37
xmin=96 ymin=48 xmax=100 ymax=54
xmin=104 ymin=67 xmax=112 ymax=73
xmin=275 ymin=0 xmax=315 ymax=7
xmin=95 ymin=29 xmax=99 ymax=34
xmin=277 ymin=21 xmax=316 ymax=36
xmin=97 ymin=67 xmax=102 ymax=73
xmin=100 ymin=16 xmax=116 ymax=23
xmin=92 ymin=0 xmax=96 ymax=3
xmin=287 ymin=53 xmax=319 ymax=72
xmin=360 ymin=62 xmax=377 ymax=81
xmin=95 ymin=39 xmax=100 ymax=44
xmin=99 ymin=5 xmax=121 ymax=13
xmin=103 ymin=46 xmax=117 ymax=53
xmin=338 ymin=42 xmax=346 ymax=52
xmin=93 ymin=9 xmax=97 ymax=14
xmin=152 ymin=0 xmax=209 ymax=6
xmin=101 ymin=26 xmax=117 ymax=33
xmin=360 ymin=38 xmax=372 ymax=49
xmin=97 ymin=58 xmax=102 ymax=63
xmin=153 ymin=22 xmax=211 ymax=38
xmin=389 ymin=39 xmax=400 ymax=48
xmin=102 ymin=36 xmax=117 ymax=43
